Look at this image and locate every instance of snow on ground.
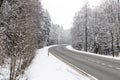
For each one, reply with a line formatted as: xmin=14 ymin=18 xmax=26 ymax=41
xmin=66 ymin=45 xmax=120 ymax=60
xmin=0 ymin=64 xmax=9 ymax=80
xmin=26 ymin=45 xmax=90 ymax=80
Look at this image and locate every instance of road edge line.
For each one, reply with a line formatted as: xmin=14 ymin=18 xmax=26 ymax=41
xmin=49 ymin=51 xmax=98 ymax=80
xmin=66 ymin=61 xmax=98 ymax=80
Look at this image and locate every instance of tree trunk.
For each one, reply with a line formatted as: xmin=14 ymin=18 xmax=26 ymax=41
xmin=85 ymin=4 xmax=88 ymax=52
xmin=110 ymin=31 xmax=114 ymax=57
xmin=0 ymin=0 xmax=3 ymax=8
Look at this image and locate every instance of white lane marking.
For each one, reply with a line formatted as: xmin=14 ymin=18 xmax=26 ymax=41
xmin=101 ymin=63 xmax=106 ymax=65
xmin=51 ymin=53 xmax=98 ymax=80
xmin=66 ymin=62 xmax=98 ymax=80
xmin=116 ymin=68 xmax=120 ymax=70
xmin=108 ymin=65 xmax=112 ymax=68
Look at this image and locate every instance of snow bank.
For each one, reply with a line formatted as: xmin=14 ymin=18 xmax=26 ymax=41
xmin=0 ymin=64 xmax=9 ymax=80
xmin=66 ymin=45 xmax=120 ymax=60
xmin=26 ymin=45 xmax=90 ymax=80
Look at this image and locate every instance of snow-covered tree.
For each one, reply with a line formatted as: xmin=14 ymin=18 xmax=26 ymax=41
xmin=49 ymin=23 xmax=63 ymax=45
xmin=71 ymin=3 xmax=93 ymax=51
xmin=71 ymin=0 xmax=120 ymax=56
xmin=38 ymin=9 xmax=51 ymax=48
xmin=0 ymin=0 xmax=45 ymax=79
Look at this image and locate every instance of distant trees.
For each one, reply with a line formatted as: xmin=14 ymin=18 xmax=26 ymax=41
xmin=49 ymin=24 xmax=63 ymax=45
xmin=49 ymin=23 xmax=71 ymax=45
xmin=71 ymin=0 xmax=120 ymax=56
xmin=49 ymin=24 xmax=59 ymax=44
xmin=38 ymin=9 xmax=51 ymax=48
xmin=60 ymin=29 xmax=71 ymax=44
xmin=71 ymin=3 xmax=92 ymax=51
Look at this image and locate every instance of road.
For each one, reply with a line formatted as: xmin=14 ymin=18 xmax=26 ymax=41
xmin=49 ymin=45 xmax=120 ymax=80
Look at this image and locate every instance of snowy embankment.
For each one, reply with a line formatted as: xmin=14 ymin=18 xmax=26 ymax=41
xmin=66 ymin=45 xmax=120 ymax=60
xmin=0 ymin=64 xmax=9 ymax=80
xmin=26 ymin=45 xmax=90 ymax=80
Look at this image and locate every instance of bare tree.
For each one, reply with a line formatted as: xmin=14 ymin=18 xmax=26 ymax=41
xmin=84 ymin=3 xmax=88 ymax=51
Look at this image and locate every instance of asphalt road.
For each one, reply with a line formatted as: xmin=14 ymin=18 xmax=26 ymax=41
xmin=49 ymin=45 xmax=120 ymax=80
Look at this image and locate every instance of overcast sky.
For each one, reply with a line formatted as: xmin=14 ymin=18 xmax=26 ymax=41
xmin=41 ymin=0 xmax=102 ymax=30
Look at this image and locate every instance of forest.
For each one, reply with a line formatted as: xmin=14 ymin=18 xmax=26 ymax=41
xmin=71 ymin=0 xmax=120 ymax=57
xmin=0 ymin=0 xmax=120 ymax=80
xmin=0 ymin=0 xmax=66 ymax=80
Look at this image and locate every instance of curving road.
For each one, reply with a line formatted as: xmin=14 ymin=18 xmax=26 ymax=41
xmin=49 ymin=45 xmax=120 ymax=80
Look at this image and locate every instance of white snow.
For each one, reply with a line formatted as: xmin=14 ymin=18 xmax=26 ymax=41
xmin=66 ymin=45 xmax=120 ymax=60
xmin=0 ymin=64 xmax=9 ymax=80
xmin=26 ymin=45 xmax=90 ymax=80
